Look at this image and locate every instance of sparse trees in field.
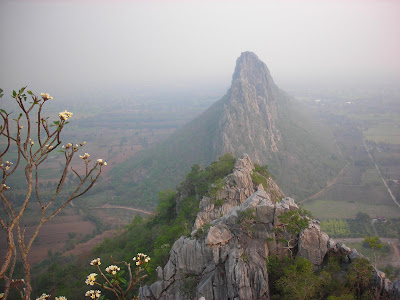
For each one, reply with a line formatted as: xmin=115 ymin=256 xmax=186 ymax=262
xmin=363 ymin=235 xmax=383 ymax=268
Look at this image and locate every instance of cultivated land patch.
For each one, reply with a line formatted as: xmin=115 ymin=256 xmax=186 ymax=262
xmin=0 ymin=212 xmax=96 ymax=265
xmin=364 ymin=122 xmax=400 ymax=144
xmin=305 ymin=199 xmax=400 ymax=220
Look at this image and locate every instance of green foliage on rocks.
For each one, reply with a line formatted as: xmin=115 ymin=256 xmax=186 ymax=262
xmin=251 ymin=163 xmax=270 ymax=189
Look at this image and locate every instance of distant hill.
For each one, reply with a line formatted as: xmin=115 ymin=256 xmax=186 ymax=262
xmin=109 ymin=52 xmax=345 ymax=207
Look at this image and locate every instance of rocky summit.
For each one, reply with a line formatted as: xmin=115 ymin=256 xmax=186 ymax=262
xmin=139 ymin=155 xmax=400 ymax=300
xmin=213 ymin=52 xmax=282 ymax=157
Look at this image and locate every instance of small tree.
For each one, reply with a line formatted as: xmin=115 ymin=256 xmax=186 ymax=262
xmin=0 ymin=88 xmax=106 ymax=299
xmin=274 ymin=208 xmax=310 ymax=257
xmin=363 ymin=236 xmax=383 ymax=268
xmin=275 ymin=257 xmax=321 ymax=300
xmin=346 ymin=257 xmax=373 ymax=299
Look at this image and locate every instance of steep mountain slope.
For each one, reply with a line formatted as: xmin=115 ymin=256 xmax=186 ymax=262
xmin=110 ymin=52 xmax=344 ymax=206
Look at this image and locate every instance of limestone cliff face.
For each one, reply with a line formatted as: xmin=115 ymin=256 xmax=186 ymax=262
xmin=213 ymin=52 xmax=282 ymax=161
xmin=138 ymin=156 xmax=352 ymax=300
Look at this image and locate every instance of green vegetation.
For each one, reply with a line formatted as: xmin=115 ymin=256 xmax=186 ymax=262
xmin=268 ymin=255 xmax=374 ymax=300
xmin=251 ymin=166 xmax=269 ymax=189
xmin=363 ymin=236 xmax=383 ymax=267
xmin=237 ymin=208 xmax=259 ymax=234
xmin=321 ymin=214 xmax=400 ymax=240
xmin=209 ymin=177 xmax=225 ymax=200
xmin=274 ymin=209 xmax=310 ymax=257
xmin=320 ymin=212 xmax=377 ymax=238
xmin=375 ymin=217 xmax=400 ymax=239
xmin=321 ymin=219 xmax=351 ymax=237
xmin=346 ymin=258 xmax=374 ymax=299
xmin=178 ymin=273 xmax=200 ymax=300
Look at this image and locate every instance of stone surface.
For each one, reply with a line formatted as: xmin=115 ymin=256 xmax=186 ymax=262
xmin=205 ymin=224 xmax=232 ymax=246
xmin=194 ymin=154 xmax=256 ymax=230
xmin=297 ymin=220 xmax=330 ymax=267
xmin=139 ymin=155 xmax=399 ymax=300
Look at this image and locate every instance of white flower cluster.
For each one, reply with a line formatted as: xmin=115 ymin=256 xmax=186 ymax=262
xmin=11 ymin=278 xmax=24 ymax=283
xmin=62 ymin=143 xmax=73 ymax=149
xmin=133 ymin=253 xmax=151 ymax=266
xmin=36 ymin=293 xmax=50 ymax=300
xmin=90 ymin=258 xmax=101 ymax=266
xmin=41 ymin=93 xmax=53 ymax=100
xmin=105 ymin=265 xmax=120 ymax=275
xmin=79 ymin=153 xmax=90 ymax=160
xmin=44 ymin=144 xmax=54 ymax=150
xmin=0 ymin=293 xmax=4 ymax=299
xmin=55 ymin=297 xmax=67 ymax=300
xmin=1 ymin=161 xmax=13 ymax=171
xmin=59 ymin=110 xmax=73 ymax=121
xmin=1 ymin=184 xmax=10 ymax=191
xmin=85 ymin=273 xmax=97 ymax=286
xmin=97 ymin=159 xmax=107 ymax=166
xmin=62 ymin=142 xmax=86 ymax=151
xmin=29 ymin=138 xmax=34 ymax=145
xmin=85 ymin=290 xmax=101 ymax=299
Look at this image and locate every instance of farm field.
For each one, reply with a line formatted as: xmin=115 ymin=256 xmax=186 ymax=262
xmin=300 ymin=91 xmax=400 ymax=220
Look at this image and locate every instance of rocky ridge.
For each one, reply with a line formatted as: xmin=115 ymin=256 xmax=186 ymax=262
xmin=139 ymin=155 xmax=400 ymax=299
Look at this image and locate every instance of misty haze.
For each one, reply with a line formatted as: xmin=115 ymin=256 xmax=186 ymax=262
xmin=1 ymin=1 xmax=400 ymax=299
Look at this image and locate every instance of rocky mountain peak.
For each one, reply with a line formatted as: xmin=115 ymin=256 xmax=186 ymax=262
xmin=231 ymin=51 xmax=275 ymax=92
xmin=139 ymin=155 xmax=398 ymax=300
xmin=215 ymin=52 xmax=282 ymax=157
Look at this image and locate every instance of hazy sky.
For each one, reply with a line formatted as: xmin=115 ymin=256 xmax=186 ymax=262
xmin=1 ymin=0 xmax=400 ymax=96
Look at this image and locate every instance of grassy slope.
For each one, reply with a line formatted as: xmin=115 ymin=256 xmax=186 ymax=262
xmin=109 ymin=98 xmax=225 ymax=207
xmin=268 ymin=89 xmax=345 ymax=200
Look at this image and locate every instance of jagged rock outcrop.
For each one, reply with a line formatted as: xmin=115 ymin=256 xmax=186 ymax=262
xmin=139 ymin=155 xmax=400 ymax=299
xmin=297 ymin=220 xmax=330 ymax=267
xmin=139 ymin=155 xmax=354 ymax=300
xmin=193 ymin=154 xmax=256 ymax=230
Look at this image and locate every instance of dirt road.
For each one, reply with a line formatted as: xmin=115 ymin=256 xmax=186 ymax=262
xmin=362 ymin=135 xmax=400 ymax=209
xmin=92 ymin=204 xmax=156 ymax=216
xmin=300 ymin=162 xmax=349 ymax=203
